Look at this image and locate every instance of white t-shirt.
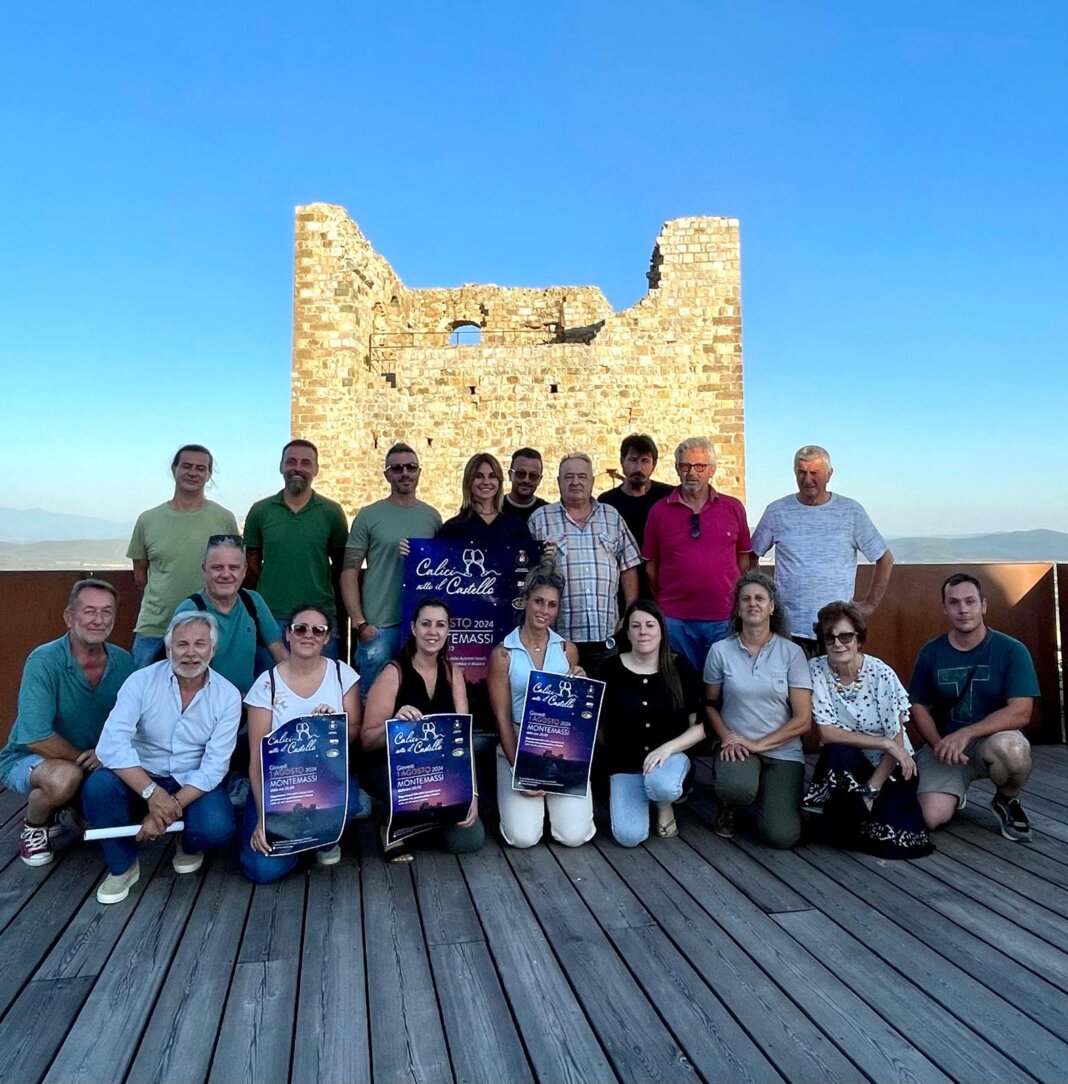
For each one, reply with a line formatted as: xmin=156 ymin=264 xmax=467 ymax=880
xmin=751 ymin=493 xmax=887 ymax=637
xmin=244 ymin=660 xmax=359 ymax=731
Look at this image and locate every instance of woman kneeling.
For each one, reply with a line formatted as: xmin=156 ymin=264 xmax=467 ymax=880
xmin=803 ymin=601 xmax=933 ymax=859
xmin=601 ymin=601 xmax=705 ymax=845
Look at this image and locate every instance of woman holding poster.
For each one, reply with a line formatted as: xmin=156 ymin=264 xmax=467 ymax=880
xmin=488 ymin=561 xmax=595 ymax=848
xmin=437 ymin=453 xmax=531 ymax=544
xmin=600 ymin=600 xmax=705 ymax=844
xmin=703 ymin=572 xmax=813 ymax=848
xmin=362 ymin=597 xmax=484 ymax=860
xmin=240 ymin=604 xmax=371 ymax=882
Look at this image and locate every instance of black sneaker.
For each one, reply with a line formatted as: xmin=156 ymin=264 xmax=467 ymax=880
xmin=714 ymin=806 xmax=736 ymax=839
xmin=991 ymin=794 xmax=1032 ymax=842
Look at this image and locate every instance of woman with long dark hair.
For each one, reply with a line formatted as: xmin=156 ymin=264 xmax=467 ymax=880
xmin=600 ymin=600 xmax=704 ymax=844
xmin=362 ymin=596 xmax=483 ymax=860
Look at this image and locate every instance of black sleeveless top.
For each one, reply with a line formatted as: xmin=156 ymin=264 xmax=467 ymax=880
xmin=392 ymin=654 xmax=455 ymax=715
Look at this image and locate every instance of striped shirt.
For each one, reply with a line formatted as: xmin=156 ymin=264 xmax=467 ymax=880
xmin=528 ymin=502 xmax=643 ymax=643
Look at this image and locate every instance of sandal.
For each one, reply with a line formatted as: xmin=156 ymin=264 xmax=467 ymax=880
xmin=380 ymin=824 xmax=414 ymax=863
xmin=656 ymin=818 xmax=678 ymax=838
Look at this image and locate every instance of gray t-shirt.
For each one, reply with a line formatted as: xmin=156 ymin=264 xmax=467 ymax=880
xmin=703 ymin=634 xmax=812 ymax=762
xmin=751 ymin=493 xmax=887 ymax=637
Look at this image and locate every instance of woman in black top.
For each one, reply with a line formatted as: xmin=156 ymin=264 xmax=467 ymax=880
xmin=362 ymin=598 xmax=483 ymax=859
xmin=437 ymin=452 xmax=532 ymax=544
xmin=600 ymin=600 xmax=705 ymax=844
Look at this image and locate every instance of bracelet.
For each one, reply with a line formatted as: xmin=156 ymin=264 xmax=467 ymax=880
xmin=355 ymin=621 xmax=369 ymax=633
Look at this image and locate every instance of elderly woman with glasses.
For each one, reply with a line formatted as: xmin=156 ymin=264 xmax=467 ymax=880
xmin=239 ymin=603 xmax=371 ymax=882
xmin=802 ymin=601 xmax=932 ymax=858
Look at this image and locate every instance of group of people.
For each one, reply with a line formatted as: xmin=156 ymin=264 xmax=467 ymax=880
xmin=0 ymin=434 xmax=1040 ymax=904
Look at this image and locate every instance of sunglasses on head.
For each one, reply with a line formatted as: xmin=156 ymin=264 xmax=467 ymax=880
xmin=290 ymin=622 xmax=330 ymax=637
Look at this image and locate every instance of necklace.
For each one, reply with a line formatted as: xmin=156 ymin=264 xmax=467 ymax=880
xmin=831 ymin=657 xmax=864 ymax=701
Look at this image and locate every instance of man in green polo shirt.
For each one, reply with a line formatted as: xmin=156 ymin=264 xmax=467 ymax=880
xmin=0 ymin=579 xmax=135 ymax=866
xmin=244 ymin=439 xmax=350 ymax=660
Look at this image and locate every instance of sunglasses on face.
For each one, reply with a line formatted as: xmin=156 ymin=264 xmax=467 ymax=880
xmin=387 ymin=463 xmax=420 ymax=474
xmin=290 ymin=623 xmax=330 ymax=637
xmin=826 ymin=631 xmax=857 ymax=645
xmin=509 ymin=468 xmax=541 ymax=481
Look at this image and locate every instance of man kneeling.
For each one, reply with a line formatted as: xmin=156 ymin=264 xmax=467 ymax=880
xmin=84 ymin=612 xmax=240 ymax=903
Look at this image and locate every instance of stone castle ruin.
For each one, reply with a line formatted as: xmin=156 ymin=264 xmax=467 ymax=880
xmin=292 ymin=203 xmax=743 ymax=516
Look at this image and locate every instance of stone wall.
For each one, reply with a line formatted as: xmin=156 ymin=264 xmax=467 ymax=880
xmin=292 ymin=203 xmax=743 ymax=518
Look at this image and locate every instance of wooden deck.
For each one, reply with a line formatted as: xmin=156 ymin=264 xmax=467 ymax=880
xmin=2 ymin=747 xmax=1068 ymax=1084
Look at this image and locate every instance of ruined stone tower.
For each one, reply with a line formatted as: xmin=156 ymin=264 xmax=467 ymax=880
xmin=292 ymin=203 xmax=743 ymax=516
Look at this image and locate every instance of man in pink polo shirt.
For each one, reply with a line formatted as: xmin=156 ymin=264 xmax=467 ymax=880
xmin=643 ymin=437 xmax=754 ymax=670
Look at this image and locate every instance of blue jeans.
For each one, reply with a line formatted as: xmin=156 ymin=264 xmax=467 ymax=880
xmin=131 ymin=634 xmax=165 ymax=669
xmin=665 ymin=618 xmax=730 ymax=673
xmin=354 ymin=624 xmax=403 ymax=698
xmin=610 ymin=753 xmax=692 ymax=847
xmin=82 ymin=768 xmax=235 ymax=873
xmin=239 ymin=780 xmax=372 ymax=884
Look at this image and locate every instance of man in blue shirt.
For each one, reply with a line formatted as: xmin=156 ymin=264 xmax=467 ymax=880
xmin=909 ymin=573 xmax=1038 ymax=841
xmin=0 ymin=579 xmax=134 ymax=867
xmin=83 ymin=611 xmax=240 ymax=903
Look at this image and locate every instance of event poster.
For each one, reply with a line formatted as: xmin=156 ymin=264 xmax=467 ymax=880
xmin=386 ymin=713 xmax=474 ymax=846
xmin=260 ymin=712 xmax=349 ymax=855
xmin=401 ymin=540 xmax=541 ymax=681
xmin=512 ymin=671 xmax=605 ymax=796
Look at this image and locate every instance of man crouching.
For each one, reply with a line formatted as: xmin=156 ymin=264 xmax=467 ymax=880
xmin=83 ymin=611 xmax=240 ymax=904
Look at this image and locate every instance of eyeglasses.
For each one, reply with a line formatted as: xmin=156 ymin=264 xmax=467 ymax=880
xmin=207 ymin=534 xmax=244 ymax=547
xmin=826 ymin=631 xmax=857 ymax=645
xmin=509 ymin=469 xmax=542 ymax=481
xmin=677 ymin=462 xmax=711 ymax=474
xmin=689 ymin=513 xmax=701 ymax=540
xmin=386 ymin=463 xmax=420 ymax=474
xmin=290 ymin=623 xmax=330 ymax=637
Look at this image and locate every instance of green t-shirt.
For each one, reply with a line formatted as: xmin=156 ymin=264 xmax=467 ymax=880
xmin=345 ymin=499 xmax=441 ymax=627
xmin=0 ymin=636 xmax=136 ymax=777
xmin=174 ymin=590 xmax=282 ymax=696
xmin=909 ymin=629 xmax=1039 ymax=736
xmin=127 ymin=500 xmax=240 ymax=636
xmin=243 ymin=490 xmax=349 ymax=620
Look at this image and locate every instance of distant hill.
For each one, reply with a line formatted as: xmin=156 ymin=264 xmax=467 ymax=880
xmin=887 ymin=529 xmax=1068 ymax=563
xmin=0 ymin=538 xmax=130 ymax=571
xmin=0 ymin=507 xmax=131 ymax=544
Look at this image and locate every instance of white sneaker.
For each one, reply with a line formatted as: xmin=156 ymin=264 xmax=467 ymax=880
xmin=97 ymin=861 xmax=140 ymax=904
xmin=172 ymin=841 xmax=204 ymax=874
xmin=315 ymin=844 xmax=341 ymax=866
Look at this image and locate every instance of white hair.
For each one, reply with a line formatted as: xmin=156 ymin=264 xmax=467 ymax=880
xmin=794 ymin=445 xmax=832 ymax=469
xmin=558 ymin=452 xmax=594 ymax=476
xmin=164 ymin=611 xmax=219 ymax=650
xmin=674 ymin=437 xmax=717 ymax=467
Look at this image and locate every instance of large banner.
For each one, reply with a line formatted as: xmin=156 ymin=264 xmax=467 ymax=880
xmin=260 ymin=712 xmax=348 ymax=855
xmin=385 ymin=713 xmax=475 ymax=846
xmin=402 ymin=540 xmax=541 ymax=681
xmin=512 ymin=671 xmax=605 ymax=797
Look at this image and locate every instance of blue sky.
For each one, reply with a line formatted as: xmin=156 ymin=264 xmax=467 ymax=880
xmin=3 ymin=1 xmax=1066 ymax=536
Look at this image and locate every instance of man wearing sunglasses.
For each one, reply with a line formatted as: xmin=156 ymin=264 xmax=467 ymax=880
xmin=643 ymin=437 xmax=753 ymax=671
xmin=751 ymin=445 xmax=893 ymax=657
xmin=341 ymin=443 xmax=442 ymax=693
xmin=501 ymin=447 xmax=548 ymax=521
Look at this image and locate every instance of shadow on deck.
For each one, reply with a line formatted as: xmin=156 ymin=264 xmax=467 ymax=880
xmin=1 ymin=748 xmax=1067 ymax=1084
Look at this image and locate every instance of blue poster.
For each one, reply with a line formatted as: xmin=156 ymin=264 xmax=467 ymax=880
xmin=260 ymin=713 xmax=349 ymax=856
xmin=386 ymin=713 xmax=475 ymax=846
xmin=402 ymin=540 xmax=541 ymax=681
xmin=513 ymin=671 xmax=605 ymax=796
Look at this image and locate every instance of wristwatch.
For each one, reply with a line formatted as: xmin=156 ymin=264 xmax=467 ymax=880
xmin=141 ymin=782 xmax=157 ymax=801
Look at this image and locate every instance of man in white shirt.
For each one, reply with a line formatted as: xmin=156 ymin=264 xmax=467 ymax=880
xmin=751 ymin=445 xmax=893 ymax=654
xmin=83 ymin=611 xmax=241 ymax=904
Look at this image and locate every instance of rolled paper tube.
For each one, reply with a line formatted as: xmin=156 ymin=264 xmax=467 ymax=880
xmin=84 ymin=821 xmax=185 ymax=840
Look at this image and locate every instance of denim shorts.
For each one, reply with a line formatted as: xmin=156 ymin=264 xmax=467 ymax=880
xmin=0 ymin=753 xmax=45 ymax=795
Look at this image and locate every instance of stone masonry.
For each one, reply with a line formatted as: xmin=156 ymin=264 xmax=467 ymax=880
xmin=292 ymin=203 xmax=743 ymax=518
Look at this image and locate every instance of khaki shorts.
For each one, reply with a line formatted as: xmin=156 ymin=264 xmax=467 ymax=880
xmin=916 ymin=738 xmax=992 ymax=801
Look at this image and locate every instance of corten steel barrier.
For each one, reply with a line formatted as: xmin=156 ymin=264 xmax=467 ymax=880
xmin=0 ymin=566 xmax=1063 ymax=745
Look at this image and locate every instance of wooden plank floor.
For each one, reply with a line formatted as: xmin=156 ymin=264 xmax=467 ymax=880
xmin=2 ymin=748 xmax=1068 ymax=1084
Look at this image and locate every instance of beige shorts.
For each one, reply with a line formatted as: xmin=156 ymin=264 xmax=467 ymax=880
xmin=916 ymin=738 xmax=992 ymax=801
